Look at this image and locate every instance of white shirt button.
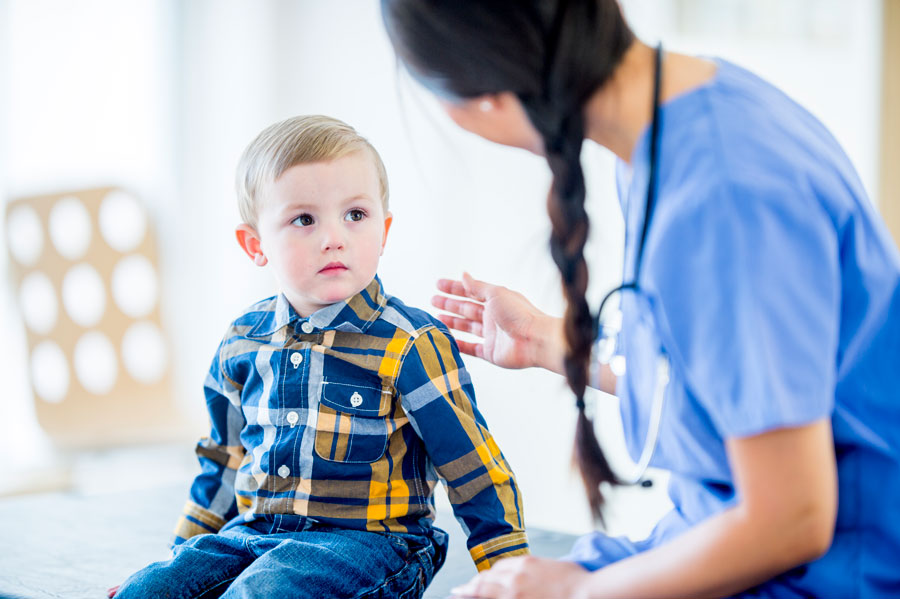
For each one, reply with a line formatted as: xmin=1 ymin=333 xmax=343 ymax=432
xmin=350 ymin=391 xmax=363 ymax=408
xmin=277 ymin=465 xmax=291 ymax=478
xmin=300 ymin=321 xmax=314 ymax=334
xmin=286 ymin=411 xmax=299 ymax=427
xmin=290 ymin=352 xmax=303 ymax=367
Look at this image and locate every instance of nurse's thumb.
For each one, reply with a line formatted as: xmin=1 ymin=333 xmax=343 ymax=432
xmin=461 ymin=272 xmax=488 ymax=302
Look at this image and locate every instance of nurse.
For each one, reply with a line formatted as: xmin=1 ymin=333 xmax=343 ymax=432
xmin=381 ymin=1 xmax=900 ymax=598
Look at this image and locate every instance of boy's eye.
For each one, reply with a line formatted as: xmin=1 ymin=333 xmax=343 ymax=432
xmin=345 ymin=209 xmax=366 ymax=222
xmin=292 ymin=214 xmax=314 ymax=227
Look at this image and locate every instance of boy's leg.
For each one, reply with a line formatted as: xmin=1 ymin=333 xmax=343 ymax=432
xmin=115 ymin=529 xmax=255 ymax=599
xmin=220 ymin=527 xmax=443 ymax=599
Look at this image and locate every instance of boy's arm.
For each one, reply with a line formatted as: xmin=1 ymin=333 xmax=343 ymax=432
xmin=172 ymin=339 xmax=246 ymax=547
xmin=396 ymin=325 xmax=529 ymax=571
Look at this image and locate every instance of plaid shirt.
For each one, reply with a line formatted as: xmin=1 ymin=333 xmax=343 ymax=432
xmin=175 ymin=277 xmax=528 ymax=570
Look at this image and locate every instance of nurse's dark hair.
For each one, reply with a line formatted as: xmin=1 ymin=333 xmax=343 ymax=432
xmin=381 ymin=0 xmax=633 ymax=520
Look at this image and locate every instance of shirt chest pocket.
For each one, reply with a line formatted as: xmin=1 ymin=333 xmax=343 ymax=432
xmin=314 ymin=379 xmax=392 ymax=464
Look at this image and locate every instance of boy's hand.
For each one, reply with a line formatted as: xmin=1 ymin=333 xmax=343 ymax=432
xmin=432 ymin=273 xmax=564 ymax=374
xmin=107 ymin=585 xmax=119 ymax=598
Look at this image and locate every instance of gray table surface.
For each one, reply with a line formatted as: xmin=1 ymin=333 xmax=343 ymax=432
xmin=0 ymin=485 xmax=577 ymax=599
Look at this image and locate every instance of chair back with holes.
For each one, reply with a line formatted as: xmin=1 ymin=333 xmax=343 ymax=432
xmin=4 ymin=187 xmax=182 ymax=447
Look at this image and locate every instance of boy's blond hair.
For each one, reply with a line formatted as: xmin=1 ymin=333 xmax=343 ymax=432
xmin=236 ymin=115 xmax=389 ymax=228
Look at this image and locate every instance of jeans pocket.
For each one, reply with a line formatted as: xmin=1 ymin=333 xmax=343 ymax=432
xmin=382 ymin=532 xmax=412 ymax=559
xmin=363 ymin=558 xmax=427 ymax=599
xmin=352 ymin=535 xmax=436 ymax=599
xmin=396 ymin=571 xmax=426 ymax=599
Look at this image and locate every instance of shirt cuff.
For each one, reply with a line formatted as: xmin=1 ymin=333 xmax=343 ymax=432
xmin=469 ymin=531 xmax=530 ymax=571
xmin=171 ymin=499 xmax=227 ymax=546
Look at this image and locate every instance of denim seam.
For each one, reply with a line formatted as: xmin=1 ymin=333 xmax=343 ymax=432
xmin=352 ymin=549 xmax=426 ymax=599
xmin=192 ymin=576 xmax=239 ymax=599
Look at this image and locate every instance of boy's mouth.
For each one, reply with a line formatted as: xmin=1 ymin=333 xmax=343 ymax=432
xmin=319 ymin=261 xmax=348 ymax=274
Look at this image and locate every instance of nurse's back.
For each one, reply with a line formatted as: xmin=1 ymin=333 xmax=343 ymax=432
xmin=684 ymin=59 xmax=900 ymax=595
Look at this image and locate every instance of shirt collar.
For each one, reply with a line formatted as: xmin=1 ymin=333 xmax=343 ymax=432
xmin=247 ymin=276 xmax=387 ymax=338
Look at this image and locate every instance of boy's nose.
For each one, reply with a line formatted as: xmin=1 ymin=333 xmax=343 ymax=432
xmin=320 ymin=226 xmax=346 ymax=251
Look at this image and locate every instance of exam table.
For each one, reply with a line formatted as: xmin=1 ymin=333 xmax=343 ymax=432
xmin=0 ymin=483 xmax=577 ymax=598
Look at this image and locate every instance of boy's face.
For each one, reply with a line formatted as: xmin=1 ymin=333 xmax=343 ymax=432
xmin=236 ymin=150 xmax=392 ymax=317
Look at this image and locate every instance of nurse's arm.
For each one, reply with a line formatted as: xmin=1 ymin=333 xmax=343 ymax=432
xmin=432 ymin=274 xmax=619 ymax=395
xmin=574 ymin=418 xmax=837 ymax=598
xmin=511 ymin=310 xmax=620 ymax=395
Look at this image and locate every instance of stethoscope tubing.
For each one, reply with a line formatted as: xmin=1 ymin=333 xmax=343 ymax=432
xmin=591 ymin=42 xmax=666 ymax=486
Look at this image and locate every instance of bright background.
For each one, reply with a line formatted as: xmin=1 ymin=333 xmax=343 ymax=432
xmin=0 ymin=0 xmax=886 ymax=539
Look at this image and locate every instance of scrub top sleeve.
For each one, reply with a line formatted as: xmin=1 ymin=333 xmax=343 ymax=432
xmin=650 ymin=182 xmax=841 ymax=438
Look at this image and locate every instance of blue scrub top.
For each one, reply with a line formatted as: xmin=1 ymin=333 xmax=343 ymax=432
xmin=567 ymin=59 xmax=900 ymax=597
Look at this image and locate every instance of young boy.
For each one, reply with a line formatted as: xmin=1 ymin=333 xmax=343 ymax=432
xmin=113 ymin=115 xmax=528 ymax=598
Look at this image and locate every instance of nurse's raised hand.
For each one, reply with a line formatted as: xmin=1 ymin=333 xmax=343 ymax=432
xmin=432 ymin=273 xmax=566 ymax=375
xmin=449 ymin=555 xmax=592 ymax=599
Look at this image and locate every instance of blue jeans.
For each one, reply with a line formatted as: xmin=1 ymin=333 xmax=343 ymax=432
xmin=115 ymin=520 xmax=447 ymax=599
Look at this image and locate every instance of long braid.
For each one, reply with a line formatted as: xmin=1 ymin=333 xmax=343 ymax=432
xmin=382 ymin=0 xmax=634 ymax=523
xmin=544 ymin=112 xmax=619 ymax=523
xmin=527 ymin=0 xmax=629 ymax=523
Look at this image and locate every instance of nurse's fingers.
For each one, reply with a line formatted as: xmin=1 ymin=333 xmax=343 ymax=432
xmin=437 ymin=314 xmax=484 ymax=337
xmin=437 ymin=278 xmax=475 ymax=300
xmin=450 ymin=579 xmax=505 ymax=598
xmin=432 ymin=295 xmax=485 ymax=321
xmin=436 ymin=274 xmax=493 ymax=304
xmin=454 ymin=339 xmax=484 ymax=359
xmin=461 ymin=272 xmax=489 ymax=302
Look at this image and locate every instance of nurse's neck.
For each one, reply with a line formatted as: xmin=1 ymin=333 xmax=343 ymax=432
xmin=584 ymin=40 xmax=717 ymax=164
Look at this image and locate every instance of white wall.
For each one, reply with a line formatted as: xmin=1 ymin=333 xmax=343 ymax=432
xmin=0 ymin=0 xmax=182 ymax=489
xmin=1 ymin=0 xmax=884 ymax=538
xmin=170 ymin=0 xmax=622 ymax=535
xmin=624 ymin=0 xmax=883 ymax=203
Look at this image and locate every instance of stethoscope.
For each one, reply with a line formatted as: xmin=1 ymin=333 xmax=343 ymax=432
xmin=590 ymin=42 xmax=669 ymax=486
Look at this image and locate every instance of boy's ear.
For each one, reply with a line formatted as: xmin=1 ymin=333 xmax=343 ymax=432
xmin=381 ymin=213 xmax=393 ymax=255
xmin=235 ymin=224 xmax=267 ymax=266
